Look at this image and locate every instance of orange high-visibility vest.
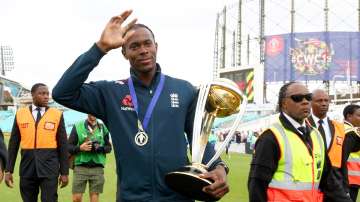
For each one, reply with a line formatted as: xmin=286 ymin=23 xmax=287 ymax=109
xmin=16 ymin=107 xmax=62 ymax=149
xmin=345 ymin=124 xmax=360 ymax=185
xmin=327 ymin=120 xmax=345 ymax=168
xmin=347 ymin=151 xmax=360 ymax=185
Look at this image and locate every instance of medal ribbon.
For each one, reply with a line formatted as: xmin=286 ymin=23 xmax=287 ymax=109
xmin=128 ymin=73 xmax=165 ymax=131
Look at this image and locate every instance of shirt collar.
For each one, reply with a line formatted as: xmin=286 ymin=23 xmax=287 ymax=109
xmin=32 ymin=104 xmax=45 ymax=113
xmin=130 ymin=63 xmax=162 ymax=87
xmin=283 ymin=112 xmax=306 ymax=129
xmin=311 ymin=114 xmax=328 ymax=125
xmin=86 ymin=120 xmax=98 ymax=129
xmin=344 ymin=120 xmax=354 ymax=127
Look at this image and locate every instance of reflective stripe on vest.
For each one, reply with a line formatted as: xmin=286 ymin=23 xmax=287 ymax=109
xmin=347 ymin=159 xmax=360 ymax=185
xmin=348 ymin=170 xmax=360 ymax=176
xmin=267 ymin=120 xmax=325 ymax=201
xmin=16 ymin=107 xmax=61 ymax=149
xmin=345 ymin=123 xmax=360 ymax=185
xmin=269 ymin=180 xmax=320 ymax=191
xmin=348 ymin=148 xmax=360 ymax=185
xmin=348 ymin=157 xmax=360 ymax=163
xmin=327 ymin=120 xmax=345 ymax=168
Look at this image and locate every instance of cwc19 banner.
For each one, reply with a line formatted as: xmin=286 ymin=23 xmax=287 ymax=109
xmin=265 ymin=32 xmax=360 ymax=82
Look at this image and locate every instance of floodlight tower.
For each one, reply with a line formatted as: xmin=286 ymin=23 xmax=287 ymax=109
xmin=213 ymin=13 xmax=220 ymax=80
xmin=0 ymin=45 xmax=14 ymax=76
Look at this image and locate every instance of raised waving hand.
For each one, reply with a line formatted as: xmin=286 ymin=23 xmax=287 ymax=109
xmin=96 ymin=10 xmax=137 ymax=53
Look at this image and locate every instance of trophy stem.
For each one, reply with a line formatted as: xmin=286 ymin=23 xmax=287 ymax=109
xmin=195 ymin=113 xmax=216 ymax=164
xmin=192 ymin=84 xmax=211 ymax=163
xmin=206 ymin=94 xmax=248 ymax=167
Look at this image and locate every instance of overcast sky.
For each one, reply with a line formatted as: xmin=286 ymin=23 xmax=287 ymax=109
xmin=0 ymin=0 xmax=229 ymax=90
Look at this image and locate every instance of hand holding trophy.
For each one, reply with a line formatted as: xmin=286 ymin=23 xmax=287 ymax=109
xmin=165 ymin=78 xmax=247 ymax=201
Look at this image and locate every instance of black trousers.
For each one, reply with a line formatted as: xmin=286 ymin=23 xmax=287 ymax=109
xmin=20 ymin=176 xmax=58 ymax=202
xmin=349 ymin=186 xmax=359 ymax=202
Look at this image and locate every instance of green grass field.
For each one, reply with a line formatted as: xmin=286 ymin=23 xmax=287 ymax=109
xmin=2 ymin=136 xmax=360 ymax=202
xmin=0 ymin=134 xmax=250 ymax=202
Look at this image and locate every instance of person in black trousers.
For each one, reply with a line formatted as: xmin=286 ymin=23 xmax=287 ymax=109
xmin=308 ymin=90 xmax=360 ymax=201
xmin=5 ymin=83 xmax=69 ymax=202
xmin=0 ymin=128 xmax=7 ymax=183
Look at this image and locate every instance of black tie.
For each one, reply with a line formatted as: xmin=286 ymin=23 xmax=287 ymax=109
xmin=298 ymin=126 xmax=311 ymax=144
xmin=318 ymin=119 xmax=326 ymax=139
xmin=35 ymin=107 xmax=41 ymax=126
xmin=298 ymin=126 xmax=307 ymax=136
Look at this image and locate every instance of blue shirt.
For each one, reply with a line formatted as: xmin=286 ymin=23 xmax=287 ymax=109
xmin=52 ymin=44 xmax=219 ymax=202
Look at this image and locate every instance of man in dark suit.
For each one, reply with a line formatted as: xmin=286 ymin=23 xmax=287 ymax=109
xmin=308 ymin=89 xmax=333 ymax=149
xmin=0 ymin=128 xmax=7 ymax=183
xmin=5 ymin=83 xmax=69 ymax=202
xmin=308 ymin=89 xmax=360 ymax=201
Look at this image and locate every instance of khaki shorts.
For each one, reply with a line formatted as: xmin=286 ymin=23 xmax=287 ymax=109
xmin=72 ymin=166 xmax=105 ymax=194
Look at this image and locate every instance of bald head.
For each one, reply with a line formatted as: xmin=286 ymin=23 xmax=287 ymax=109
xmin=311 ymin=89 xmax=330 ymax=119
xmin=312 ymin=89 xmax=328 ymax=97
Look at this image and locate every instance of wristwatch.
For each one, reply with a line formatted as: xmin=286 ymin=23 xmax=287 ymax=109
xmin=216 ymin=161 xmax=229 ymax=174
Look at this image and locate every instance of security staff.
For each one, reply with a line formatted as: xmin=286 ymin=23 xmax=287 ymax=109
xmin=343 ymin=104 xmax=360 ymax=202
xmin=308 ymin=89 xmax=337 ymax=149
xmin=5 ymin=83 xmax=69 ymax=202
xmin=248 ymin=82 xmax=352 ymax=202
xmin=308 ymin=90 xmax=360 ymax=201
xmin=0 ymin=128 xmax=7 ymax=183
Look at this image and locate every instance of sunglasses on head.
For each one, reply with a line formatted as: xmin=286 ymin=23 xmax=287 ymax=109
xmin=287 ymin=93 xmax=312 ymax=103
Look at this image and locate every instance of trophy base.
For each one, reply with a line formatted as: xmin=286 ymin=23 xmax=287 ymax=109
xmin=165 ymin=164 xmax=218 ymax=201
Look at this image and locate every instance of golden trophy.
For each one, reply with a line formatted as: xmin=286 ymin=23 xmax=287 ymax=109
xmin=165 ymin=78 xmax=247 ymax=201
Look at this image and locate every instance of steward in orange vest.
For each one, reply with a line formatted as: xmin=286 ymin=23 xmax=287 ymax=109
xmin=344 ymin=122 xmax=360 ymax=186
xmin=307 ymin=116 xmax=354 ymax=201
xmin=4 ymin=83 xmax=69 ymax=202
xmin=343 ymin=104 xmax=360 ymax=202
xmin=309 ymin=89 xmax=358 ymax=201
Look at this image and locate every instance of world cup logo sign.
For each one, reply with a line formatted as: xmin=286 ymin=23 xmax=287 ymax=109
xmin=290 ymin=38 xmax=334 ymax=75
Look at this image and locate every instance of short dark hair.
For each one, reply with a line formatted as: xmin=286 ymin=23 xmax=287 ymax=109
xmin=343 ymin=104 xmax=360 ymax=120
xmin=31 ymin=83 xmax=46 ymax=94
xmin=124 ymin=23 xmax=155 ymax=41
xmin=121 ymin=24 xmax=156 ymax=55
xmin=277 ymin=82 xmax=296 ymax=112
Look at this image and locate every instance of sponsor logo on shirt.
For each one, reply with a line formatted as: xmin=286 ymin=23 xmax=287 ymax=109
xmin=170 ymin=93 xmax=179 ymax=108
xmin=121 ymin=94 xmax=135 ymax=111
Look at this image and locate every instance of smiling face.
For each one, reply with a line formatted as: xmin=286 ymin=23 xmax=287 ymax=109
xmin=122 ymin=26 xmax=158 ymax=75
xmin=282 ymin=83 xmax=311 ymax=122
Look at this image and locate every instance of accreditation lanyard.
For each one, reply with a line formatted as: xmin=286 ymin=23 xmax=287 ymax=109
xmin=128 ymin=73 xmax=165 ymax=132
